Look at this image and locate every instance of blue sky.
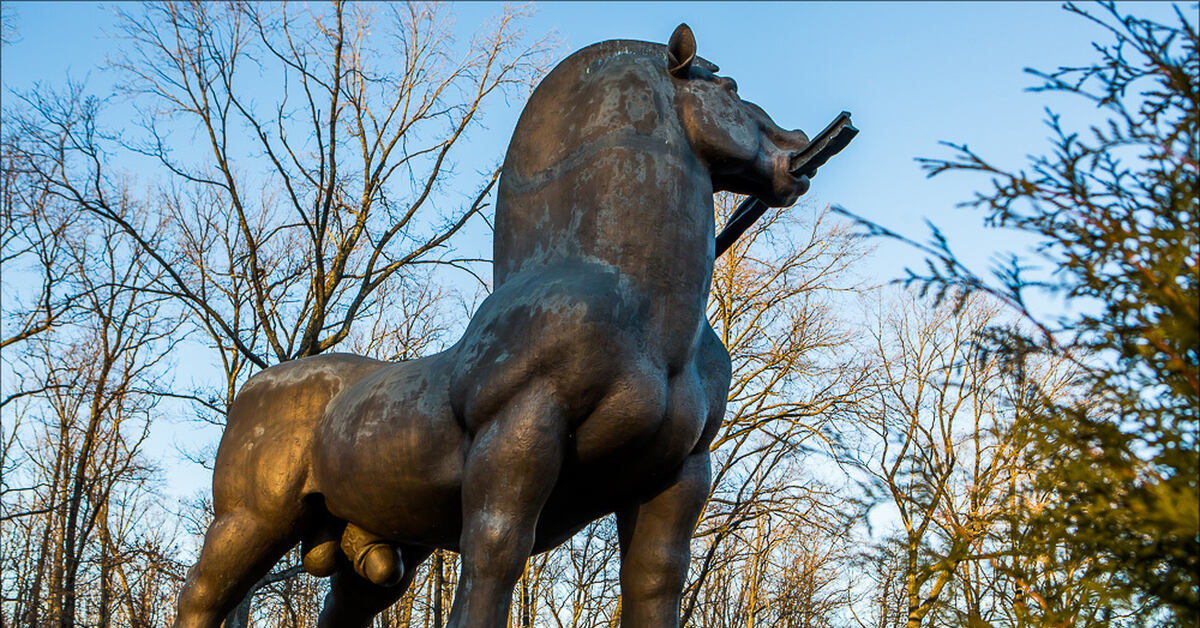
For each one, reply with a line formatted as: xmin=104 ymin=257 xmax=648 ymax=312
xmin=3 ymin=1 xmax=1182 ymax=275
xmin=2 ymin=1 xmax=1185 ymax=500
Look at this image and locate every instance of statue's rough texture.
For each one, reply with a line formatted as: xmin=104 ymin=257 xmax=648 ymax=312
xmin=174 ymin=24 xmax=816 ymax=628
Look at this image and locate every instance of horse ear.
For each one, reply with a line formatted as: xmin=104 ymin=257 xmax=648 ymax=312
xmin=667 ymin=23 xmax=696 ymax=78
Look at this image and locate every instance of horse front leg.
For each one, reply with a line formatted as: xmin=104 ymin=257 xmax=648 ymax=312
xmin=448 ymin=384 xmax=566 ymax=628
xmin=617 ymin=452 xmax=711 ymax=628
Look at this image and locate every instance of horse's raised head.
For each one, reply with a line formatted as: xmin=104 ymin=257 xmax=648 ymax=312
xmin=494 ymin=25 xmax=818 ymax=283
xmin=666 ymin=24 xmax=812 ymax=207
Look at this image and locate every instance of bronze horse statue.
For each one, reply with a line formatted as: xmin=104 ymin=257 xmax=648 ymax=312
xmin=174 ymin=25 xmax=827 ymax=628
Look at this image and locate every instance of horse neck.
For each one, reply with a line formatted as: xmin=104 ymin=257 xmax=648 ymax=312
xmin=491 ymin=46 xmax=718 ymax=328
xmin=493 ymin=142 xmax=716 ymax=306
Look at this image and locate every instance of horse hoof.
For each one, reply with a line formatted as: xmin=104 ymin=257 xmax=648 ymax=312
xmin=360 ymin=544 xmax=404 ymax=587
xmin=301 ymin=538 xmax=338 ymax=577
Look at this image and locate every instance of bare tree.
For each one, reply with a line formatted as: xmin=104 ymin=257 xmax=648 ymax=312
xmin=0 ymin=204 xmax=184 ymax=627
xmin=851 ymin=537 xmax=912 ymax=628
xmin=533 ymin=518 xmax=621 ymax=628
xmin=1 ymin=118 xmax=81 ymax=392
xmin=9 ymin=0 xmax=547 ymax=523
xmin=5 ymin=2 xmax=550 ymax=625
xmin=846 ymin=291 xmax=1098 ymax=628
xmin=9 ymin=0 xmax=550 ymax=409
xmin=683 ymin=194 xmax=866 ymax=625
xmin=849 ymin=293 xmax=1006 ymax=627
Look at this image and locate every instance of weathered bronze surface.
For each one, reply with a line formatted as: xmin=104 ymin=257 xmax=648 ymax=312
xmin=173 ymin=24 xmax=848 ymax=628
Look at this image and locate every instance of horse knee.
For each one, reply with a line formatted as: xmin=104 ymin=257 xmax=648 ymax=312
xmin=623 ymin=545 xmax=688 ymax=594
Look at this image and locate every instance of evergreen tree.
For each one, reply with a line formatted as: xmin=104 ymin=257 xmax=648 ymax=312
xmin=843 ymin=2 xmax=1198 ymax=621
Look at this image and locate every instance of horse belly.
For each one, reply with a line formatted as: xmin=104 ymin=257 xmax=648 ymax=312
xmin=313 ymin=357 xmax=467 ymax=546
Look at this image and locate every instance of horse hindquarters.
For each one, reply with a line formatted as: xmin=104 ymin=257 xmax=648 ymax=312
xmin=173 ymin=355 xmax=387 ymax=628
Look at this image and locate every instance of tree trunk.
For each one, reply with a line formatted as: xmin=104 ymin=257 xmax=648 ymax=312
xmin=62 ymin=357 xmax=115 ymax=628
xmin=519 ymin=569 xmax=531 ymax=627
xmin=225 ymin=593 xmax=252 ymax=628
xmin=99 ymin=501 xmax=112 ymax=628
xmin=433 ymin=551 xmax=444 ymax=628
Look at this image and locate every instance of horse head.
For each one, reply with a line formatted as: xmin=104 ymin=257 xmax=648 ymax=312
xmin=666 ymin=24 xmax=812 ymax=207
xmin=493 ymin=24 xmax=811 ymax=286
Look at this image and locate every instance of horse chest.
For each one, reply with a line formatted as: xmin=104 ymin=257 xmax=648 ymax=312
xmin=569 ymin=363 xmax=709 ymax=483
xmin=531 ymin=374 xmax=711 ymax=550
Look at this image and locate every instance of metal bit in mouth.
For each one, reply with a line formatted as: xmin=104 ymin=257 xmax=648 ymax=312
xmin=788 ymin=111 xmax=858 ymax=179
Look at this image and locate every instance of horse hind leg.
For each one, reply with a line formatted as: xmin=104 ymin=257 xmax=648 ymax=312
xmin=172 ymin=508 xmax=300 ymax=628
xmin=175 ymin=414 xmax=316 ymax=625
